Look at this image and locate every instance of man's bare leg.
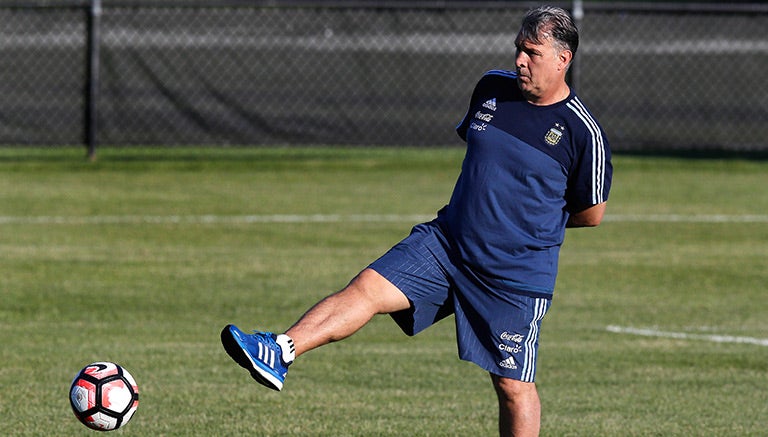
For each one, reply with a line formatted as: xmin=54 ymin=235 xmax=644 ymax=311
xmin=491 ymin=374 xmax=541 ymax=437
xmin=285 ymin=268 xmax=411 ymax=357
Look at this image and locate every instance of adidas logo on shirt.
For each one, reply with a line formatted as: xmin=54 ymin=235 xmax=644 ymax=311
xmin=482 ymin=98 xmax=497 ymax=111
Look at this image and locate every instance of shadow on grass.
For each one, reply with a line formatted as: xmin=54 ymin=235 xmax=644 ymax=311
xmin=614 ymin=149 xmax=768 ymax=161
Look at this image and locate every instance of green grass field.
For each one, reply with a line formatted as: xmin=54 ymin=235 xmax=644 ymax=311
xmin=1 ymin=147 xmax=766 ymax=436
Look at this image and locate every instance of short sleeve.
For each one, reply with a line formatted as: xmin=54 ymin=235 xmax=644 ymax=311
xmin=565 ymin=126 xmax=612 ymax=211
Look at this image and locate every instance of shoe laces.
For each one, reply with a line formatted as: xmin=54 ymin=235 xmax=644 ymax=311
xmin=252 ymin=330 xmax=278 ymax=349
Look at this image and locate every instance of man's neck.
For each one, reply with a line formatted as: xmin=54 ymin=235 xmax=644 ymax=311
xmin=526 ymin=83 xmax=571 ymax=106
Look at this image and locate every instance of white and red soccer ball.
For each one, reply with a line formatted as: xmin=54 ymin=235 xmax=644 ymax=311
xmin=69 ymin=362 xmax=139 ymax=431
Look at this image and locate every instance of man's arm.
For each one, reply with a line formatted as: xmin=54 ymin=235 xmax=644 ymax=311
xmin=566 ymin=202 xmax=607 ymax=228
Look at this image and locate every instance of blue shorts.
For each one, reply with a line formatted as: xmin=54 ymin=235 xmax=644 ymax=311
xmin=368 ymin=220 xmax=551 ymax=382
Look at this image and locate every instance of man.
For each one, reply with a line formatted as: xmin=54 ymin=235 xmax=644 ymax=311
xmin=221 ymin=6 xmax=612 ymax=436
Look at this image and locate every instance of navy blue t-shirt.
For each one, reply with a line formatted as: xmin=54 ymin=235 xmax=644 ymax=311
xmin=437 ymin=70 xmax=612 ymax=298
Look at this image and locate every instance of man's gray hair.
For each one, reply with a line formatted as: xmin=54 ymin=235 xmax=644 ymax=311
xmin=518 ymin=6 xmax=579 ymax=56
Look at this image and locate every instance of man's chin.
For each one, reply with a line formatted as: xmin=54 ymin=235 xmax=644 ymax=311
xmin=517 ymin=80 xmax=533 ymax=93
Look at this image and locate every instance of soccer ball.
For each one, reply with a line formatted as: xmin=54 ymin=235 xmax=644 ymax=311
xmin=69 ymin=362 xmax=139 ymax=431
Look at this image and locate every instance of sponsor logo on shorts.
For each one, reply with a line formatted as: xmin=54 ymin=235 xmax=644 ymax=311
xmin=499 ymin=357 xmax=517 ymax=369
xmin=498 ymin=331 xmax=524 ymax=355
xmin=500 ymin=332 xmax=524 ymax=343
xmin=499 ymin=342 xmax=522 ymax=354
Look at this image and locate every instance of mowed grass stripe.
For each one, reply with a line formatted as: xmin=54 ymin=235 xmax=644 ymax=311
xmin=2 ymin=213 xmax=768 ymax=225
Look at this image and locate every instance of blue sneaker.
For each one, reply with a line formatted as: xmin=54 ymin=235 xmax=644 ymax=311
xmin=221 ymin=324 xmax=294 ymax=391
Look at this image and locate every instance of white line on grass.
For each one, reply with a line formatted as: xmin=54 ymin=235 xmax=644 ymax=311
xmin=0 ymin=214 xmax=437 ymax=225
xmin=1 ymin=213 xmax=767 ymax=225
xmin=604 ymin=214 xmax=768 ymax=223
xmin=606 ymin=325 xmax=768 ymax=347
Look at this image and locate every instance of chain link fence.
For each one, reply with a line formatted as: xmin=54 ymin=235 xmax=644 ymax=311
xmin=1 ymin=1 xmax=767 ymax=154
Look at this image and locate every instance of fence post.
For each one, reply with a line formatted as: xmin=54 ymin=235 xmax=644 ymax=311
xmin=571 ymin=0 xmax=583 ymax=92
xmin=85 ymin=0 xmax=102 ymax=161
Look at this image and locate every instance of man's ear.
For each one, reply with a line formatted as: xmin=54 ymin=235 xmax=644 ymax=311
xmin=558 ymin=50 xmax=573 ymax=71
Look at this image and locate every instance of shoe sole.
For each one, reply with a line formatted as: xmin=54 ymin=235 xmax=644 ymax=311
xmin=220 ymin=325 xmax=283 ymax=391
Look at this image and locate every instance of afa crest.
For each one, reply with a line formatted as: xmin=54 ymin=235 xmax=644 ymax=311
xmin=544 ymin=123 xmax=564 ymax=146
